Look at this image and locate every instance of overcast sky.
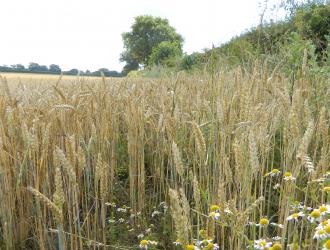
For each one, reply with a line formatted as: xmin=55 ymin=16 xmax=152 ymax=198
xmin=0 ymin=0 xmax=285 ymax=71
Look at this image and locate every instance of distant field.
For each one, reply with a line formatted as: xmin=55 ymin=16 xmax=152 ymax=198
xmin=0 ymin=72 xmax=120 ymax=91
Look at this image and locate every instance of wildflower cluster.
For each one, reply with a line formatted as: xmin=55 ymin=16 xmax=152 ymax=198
xmin=172 ymin=228 xmax=219 ymax=250
xmin=286 ymin=202 xmax=311 ymax=222
xmin=248 ymin=217 xmax=283 ymax=229
xmin=310 ymin=172 xmax=330 ymax=194
xmin=264 ymin=168 xmax=281 ymax=177
xmin=256 ymin=217 xmax=269 ymax=227
xmin=139 ymin=239 xmax=158 ymax=249
xmin=285 ymin=201 xmax=330 ymax=249
xmin=134 ymin=202 xmax=168 ymax=248
xmin=283 ymin=172 xmax=296 ymax=182
xmin=264 ymin=168 xmax=296 ymax=182
xmin=253 ymin=239 xmax=282 ymax=250
xmin=182 ymin=239 xmax=219 ymax=250
xmin=105 ymin=202 xmax=134 ymax=225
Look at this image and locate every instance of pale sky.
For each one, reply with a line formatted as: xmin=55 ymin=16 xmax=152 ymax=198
xmin=0 ymin=0 xmax=285 ymax=72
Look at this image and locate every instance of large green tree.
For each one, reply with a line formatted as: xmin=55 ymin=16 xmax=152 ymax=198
xmin=120 ymin=15 xmax=183 ymax=73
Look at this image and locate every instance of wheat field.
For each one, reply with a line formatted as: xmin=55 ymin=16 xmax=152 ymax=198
xmin=0 ymin=63 xmax=329 ymax=250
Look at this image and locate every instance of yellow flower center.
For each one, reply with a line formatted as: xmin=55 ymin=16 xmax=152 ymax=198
xmin=259 ymin=218 xmax=269 ymax=225
xmin=319 ymin=229 xmax=326 ymax=235
xmin=292 ymin=213 xmax=299 ymax=218
xmin=140 ymin=240 xmax=148 ymax=246
xmin=320 ymin=206 xmax=328 ymax=212
xmin=325 ymin=239 xmax=330 ymax=249
xmin=271 ymin=169 xmax=280 ymax=174
xmin=323 ymin=186 xmax=330 ymax=192
xmin=272 ymin=243 xmax=282 ymax=250
xmin=311 ymin=209 xmax=321 ymax=218
xmin=259 ymin=241 xmax=267 ymax=246
xmin=210 ymin=205 xmax=220 ymax=212
xmin=207 ymin=243 xmax=214 ymax=249
xmin=284 ymin=172 xmax=292 ymax=177
xmin=186 ymin=244 xmax=195 ymax=250
xmin=325 ymin=225 xmax=330 ymax=234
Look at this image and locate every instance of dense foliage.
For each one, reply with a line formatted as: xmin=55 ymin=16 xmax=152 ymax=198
xmin=195 ymin=1 xmax=330 ymax=72
xmin=133 ymin=1 xmax=330 ymax=77
xmin=149 ymin=41 xmax=182 ymax=67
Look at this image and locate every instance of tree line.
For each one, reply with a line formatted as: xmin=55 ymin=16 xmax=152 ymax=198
xmin=120 ymin=1 xmax=330 ymax=76
xmin=0 ymin=62 xmax=122 ymax=77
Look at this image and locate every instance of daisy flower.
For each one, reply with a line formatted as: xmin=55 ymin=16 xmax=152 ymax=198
xmin=205 ymin=242 xmax=219 ymax=250
xmin=308 ymin=209 xmax=322 ymax=223
xmin=271 ymin=243 xmax=283 ymax=250
xmin=283 ymin=172 xmax=296 ymax=181
xmin=139 ymin=240 xmax=148 ymax=249
xmin=319 ymin=219 xmax=330 ymax=229
xmin=185 ymin=244 xmax=200 ymax=250
xmin=314 ymin=228 xmax=328 ymax=240
xmin=287 ymin=212 xmax=305 ymax=222
xmin=319 ymin=204 xmax=330 ymax=215
xmin=254 ymin=239 xmax=272 ymax=250
xmin=256 ymin=218 xmax=269 ymax=227
xmin=323 ymin=239 xmax=330 ymax=250
xmin=321 ymin=225 xmax=330 ymax=235
xmin=265 ymin=168 xmax=281 ymax=177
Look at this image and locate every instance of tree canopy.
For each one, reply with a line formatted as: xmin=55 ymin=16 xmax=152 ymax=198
xmin=120 ymin=15 xmax=183 ymax=73
xmin=148 ymin=41 xmax=182 ymax=67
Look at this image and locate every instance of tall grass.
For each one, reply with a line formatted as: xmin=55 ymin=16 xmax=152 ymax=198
xmin=0 ymin=61 xmax=329 ymax=250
